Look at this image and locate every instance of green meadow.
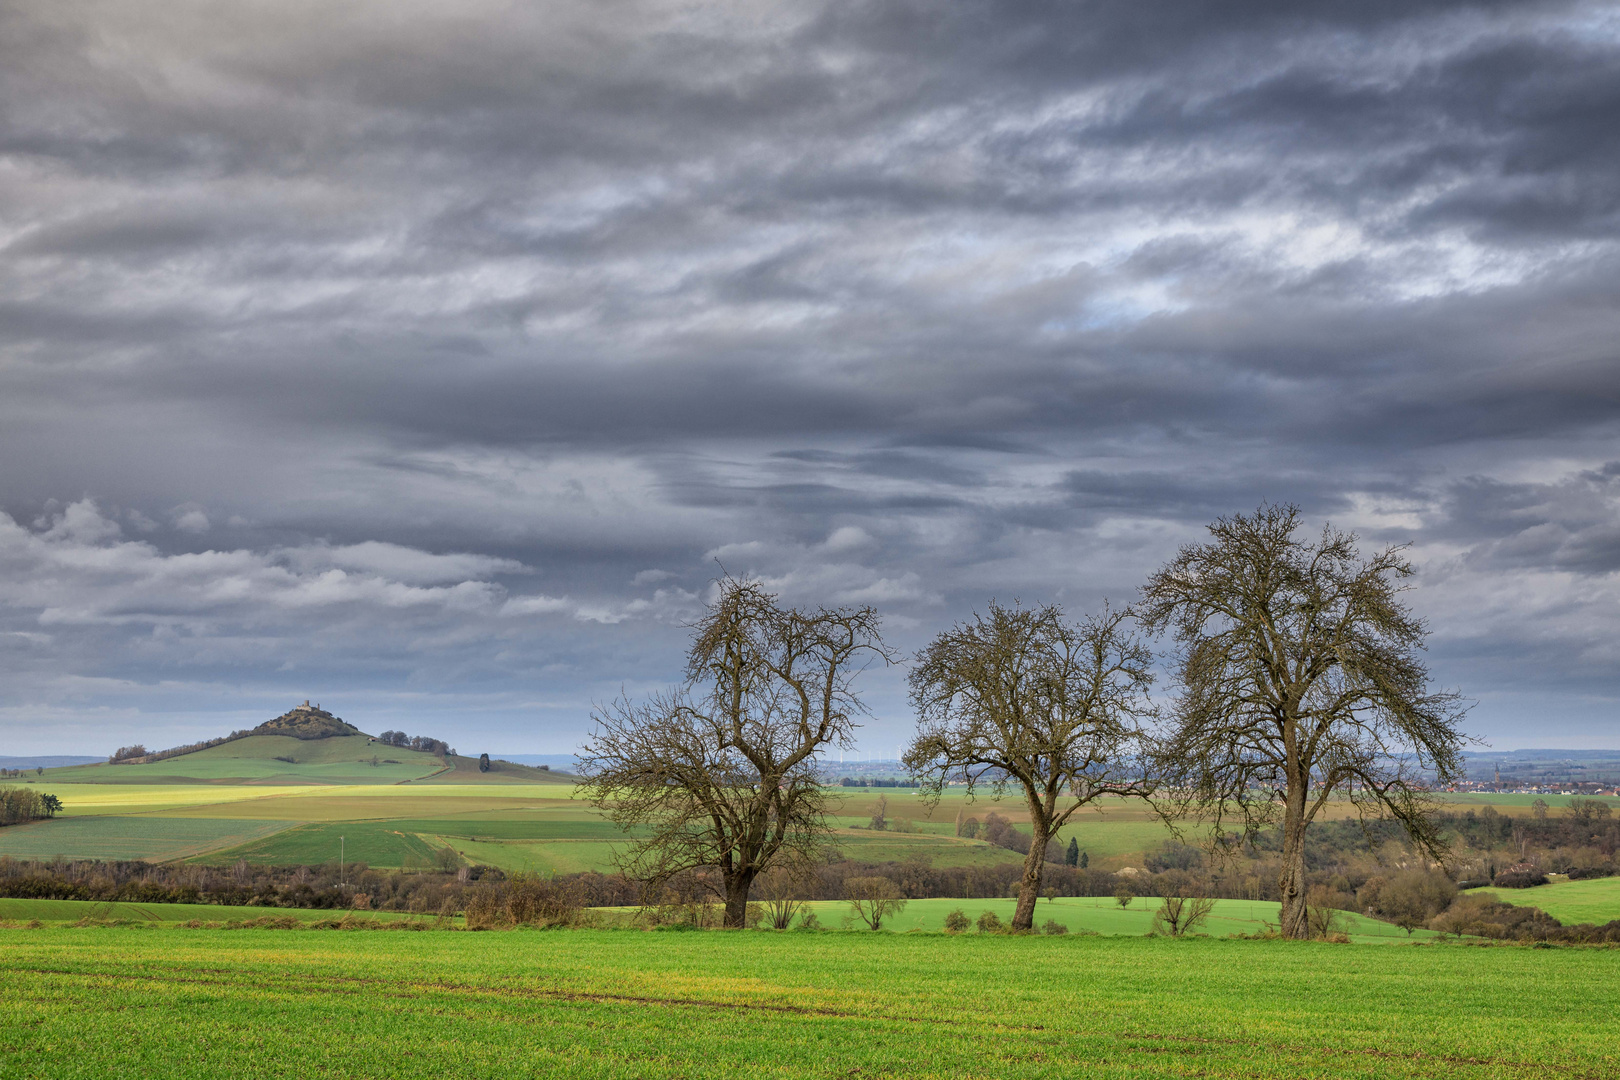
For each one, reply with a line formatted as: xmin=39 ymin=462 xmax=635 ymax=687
xmin=1 ymin=926 xmax=1615 ymax=1079
xmin=0 ymin=816 xmax=294 ymax=861
xmin=1464 ymin=876 xmax=1620 ymax=926
xmin=795 ymin=895 xmax=1441 ymax=942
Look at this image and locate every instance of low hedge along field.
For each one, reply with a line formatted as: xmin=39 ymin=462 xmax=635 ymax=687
xmin=1 ymin=927 xmax=1615 ymax=1079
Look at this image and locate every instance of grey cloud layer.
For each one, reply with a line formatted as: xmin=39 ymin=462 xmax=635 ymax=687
xmin=1 ymin=0 xmax=1617 ymax=751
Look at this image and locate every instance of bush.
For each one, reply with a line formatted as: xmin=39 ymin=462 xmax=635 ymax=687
xmin=1151 ymin=895 xmax=1215 ymax=937
xmin=1143 ymin=840 xmax=1204 ymax=873
xmin=1041 ymin=919 xmax=1068 ymax=935
xmin=981 ymin=812 xmax=1030 ymax=855
xmin=943 ymin=909 xmax=971 ymax=933
xmin=462 ymin=874 xmax=583 ymax=929
xmin=1429 ymin=894 xmax=1559 ymax=939
xmin=976 ymin=910 xmax=1004 ymax=933
xmin=1493 ymin=867 xmax=1548 ymax=889
xmin=845 ymin=876 xmax=906 ymax=930
xmin=1363 ymin=869 xmax=1456 ymax=933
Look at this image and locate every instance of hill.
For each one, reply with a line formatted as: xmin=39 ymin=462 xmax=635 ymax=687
xmin=44 ymin=734 xmax=448 ymax=785
xmin=249 ymin=702 xmax=361 ymax=740
xmin=40 ymin=703 xmax=574 ymax=788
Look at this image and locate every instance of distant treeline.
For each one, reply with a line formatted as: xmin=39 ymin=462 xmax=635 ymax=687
xmin=837 ymin=777 xmax=919 ymax=788
xmin=376 ymin=731 xmax=455 ymax=756
xmin=0 ymin=788 xmax=61 ymax=826
xmin=1286 ymin=803 xmax=1618 ymax=883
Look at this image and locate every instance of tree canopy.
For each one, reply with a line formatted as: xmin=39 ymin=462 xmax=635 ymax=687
xmin=1140 ymin=504 xmax=1469 ymax=938
xmin=905 ymin=601 xmax=1155 ymax=931
xmin=579 ymin=577 xmax=890 ymax=928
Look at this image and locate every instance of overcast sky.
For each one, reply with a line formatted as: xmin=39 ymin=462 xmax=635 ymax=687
xmin=2 ymin=0 xmax=1617 ymax=757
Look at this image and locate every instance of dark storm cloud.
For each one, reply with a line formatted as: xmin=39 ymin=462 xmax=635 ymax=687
xmin=1 ymin=0 xmax=1617 ymax=752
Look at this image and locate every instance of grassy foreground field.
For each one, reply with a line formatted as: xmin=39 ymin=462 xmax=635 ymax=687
xmin=0 ymin=927 xmax=1615 ymax=1079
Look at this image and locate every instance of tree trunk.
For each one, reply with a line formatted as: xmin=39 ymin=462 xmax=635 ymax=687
xmin=721 ymin=871 xmax=754 ymax=929
xmin=1011 ymin=819 xmax=1050 ymax=931
xmin=1277 ymin=790 xmax=1310 ymax=939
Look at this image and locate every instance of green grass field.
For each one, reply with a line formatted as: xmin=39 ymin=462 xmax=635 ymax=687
xmin=1464 ymin=876 xmax=1620 ymax=925
xmin=200 ymin=820 xmax=447 ymax=868
xmin=0 ymin=816 xmax=295 ymax=861
xmin=798 ymin=896 xmax=1441 ymax=942
xmin=0 ymin=927 xmax=1613 ymax=1078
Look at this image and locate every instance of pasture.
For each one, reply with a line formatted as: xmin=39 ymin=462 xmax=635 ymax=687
xmin=0 ymin=926 xmax=1614 ymax=1079
xmin=795 ymin=896 xmax=1441 ymax=942
xmin=1464 ymin=876 xmax=1620 ymax=926
xmin=0 ymin=816 xmax=294 ymax=861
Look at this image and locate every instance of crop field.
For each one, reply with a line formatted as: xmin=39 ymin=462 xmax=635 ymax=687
xmin=14 ymin=783 xmax=317 ymax=816
xmin=20 ymin=754 xmax=1612 ymax=879
xmin=824 ymin=832 xmax=1025 ymax=867
xmin=445 ymin=837 xmax=626 ymax=874
xmin=1 ymin=927 xmax=1615 ymax=1079
xmin=168 ymin=789 xmax=583 ymax=822
xmin=13 ymin=774 xmax=1181 ymax=872
xmin=200 ymin=820 xmax=447 ymax=868
xmin=0 ymin=817 xmax=295 ymax=861
xmin=0 ymin=898 xmax=420 ymax=925
xmin=1464 ymin=877 xmax=1620 ymax=925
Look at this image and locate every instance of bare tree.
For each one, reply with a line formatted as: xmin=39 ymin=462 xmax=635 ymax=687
xmin=867 ymin=795 xmax=888 ymax=831
xmin=1140 ymin=504 xmax=1469 ymax=939
xmin=844 ymin=876 xmax=906 ymax=930
xmin=1151 ymin=894 xmax=1216 ymax=937
xmin=755 ymin=864 xmax=809 ymax=930
xmin=579 ymin=577 xmax=889 ymax=928
xmin=905 ymin=601 xmax=1155 ymax=932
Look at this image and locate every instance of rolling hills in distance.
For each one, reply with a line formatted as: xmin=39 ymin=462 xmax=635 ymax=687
xmin=3 ymin=703 xmax=1618 ymax=934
